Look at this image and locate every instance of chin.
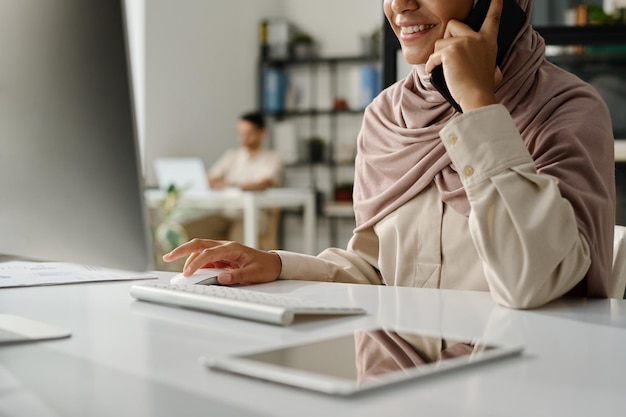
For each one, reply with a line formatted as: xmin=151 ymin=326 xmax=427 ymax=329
xmin=402 ymin=51 xmax=427 ymax=66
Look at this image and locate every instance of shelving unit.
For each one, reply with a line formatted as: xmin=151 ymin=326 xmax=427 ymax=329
xmin=537 ymin=24 xmax=626 ymax=45
xmin=256 ymin=49 xmax=382 ymax=247
xmin=258 ymin=52 xmax=381 ymax=244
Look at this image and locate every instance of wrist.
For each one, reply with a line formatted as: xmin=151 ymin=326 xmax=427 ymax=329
xmin=268 ymin=250 xmax=283 ymax=279
xmin=460 ymin=91 xmax=498 ymax=113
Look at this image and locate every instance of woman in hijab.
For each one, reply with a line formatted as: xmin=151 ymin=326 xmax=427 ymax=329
xmin=163 ymin=0 xmax=615 ymax=309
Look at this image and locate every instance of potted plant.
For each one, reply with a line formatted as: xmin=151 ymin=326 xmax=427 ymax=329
xmin=291 ymin=32 xmax=317 ymax=59
xmin=361 ymin=27 xmax=381 ymax=57
xmin=153 ymin=184 xmax=188 ymax=270
xmin=306 ymin=136 xmax=326 ymax=163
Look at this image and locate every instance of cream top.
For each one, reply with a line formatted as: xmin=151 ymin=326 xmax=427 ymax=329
xmin=208 ymin=147 xmax=282 ymax=187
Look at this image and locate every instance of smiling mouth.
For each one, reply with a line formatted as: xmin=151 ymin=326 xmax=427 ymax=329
xmin=400 ymin=24 xmax=436 ymax=34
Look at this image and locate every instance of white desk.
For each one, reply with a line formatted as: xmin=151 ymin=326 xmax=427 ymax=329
xmin=1 ymin=274 xmax=625 ymax=416
xmin=615 ymin=139 xmax=626 ymax=162
xmin=145 ymin=188 xmax=317 ymax=254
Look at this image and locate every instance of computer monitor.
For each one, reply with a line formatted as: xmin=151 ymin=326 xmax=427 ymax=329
xmin=0 ymin=0 xmax=153 ymax=272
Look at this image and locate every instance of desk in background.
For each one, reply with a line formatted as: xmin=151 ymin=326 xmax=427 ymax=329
xmin=615 ymin=140 xmax=626 ymax=162
xmin=145 ymin=187 xmax=317 ymax=254
xmin=1 ymin=274 xmax=625 ymax=416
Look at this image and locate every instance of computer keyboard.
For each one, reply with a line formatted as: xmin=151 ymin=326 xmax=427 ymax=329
xmin=129 ymin=282 xmax=366 ymax=326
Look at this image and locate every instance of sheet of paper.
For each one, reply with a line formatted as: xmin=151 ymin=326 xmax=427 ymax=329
xmin=0 ymin=261 xmax=156 ymax=288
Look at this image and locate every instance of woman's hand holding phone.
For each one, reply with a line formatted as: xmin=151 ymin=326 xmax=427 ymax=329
xmin=425 ymin=0 xmax=503 ymax=113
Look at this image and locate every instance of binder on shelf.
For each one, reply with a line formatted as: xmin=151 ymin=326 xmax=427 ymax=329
xmin=263 ymin=68 xmax=288 ymax=113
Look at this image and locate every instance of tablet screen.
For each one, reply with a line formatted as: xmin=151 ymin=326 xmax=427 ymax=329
xmin=205 ymin=328 xmax=523 ymax=395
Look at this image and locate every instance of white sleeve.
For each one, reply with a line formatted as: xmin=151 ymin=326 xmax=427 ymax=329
xmin=440 ymin=105 xmax=591 ymax=309
xmin=275 ymin=228 xmax=383 ymax=285
xmin=208 ymin=150 xmax=235 ymax=180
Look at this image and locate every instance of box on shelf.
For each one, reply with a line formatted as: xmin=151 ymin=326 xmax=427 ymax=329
xmin=265 ymin=19 xmax=293 ymax=60
xmin=272 ymin=121 xmax=298 ymax=164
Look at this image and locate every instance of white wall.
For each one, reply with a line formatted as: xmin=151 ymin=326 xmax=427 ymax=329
xmin=280 ymin=0 xmax=382 ymax=56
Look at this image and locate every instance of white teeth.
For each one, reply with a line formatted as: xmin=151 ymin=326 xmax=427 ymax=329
xmin=401 ymin=24 xmax=435 ymax=34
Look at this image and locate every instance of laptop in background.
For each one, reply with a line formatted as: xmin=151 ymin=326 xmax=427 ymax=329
xmin=154 ymin=157 xmax=209 ymax=192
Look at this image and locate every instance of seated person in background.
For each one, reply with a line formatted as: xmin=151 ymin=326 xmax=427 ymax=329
xmin=165 ymin=0 xmax=616 ymax=309
xmin=182 ymin=111 xmax=283 ymax=244
xmin=207 ymin=112 xmax=282 ymax=192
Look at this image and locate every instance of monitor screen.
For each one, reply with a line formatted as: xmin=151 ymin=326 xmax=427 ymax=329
xmin=0 ymin=0 xmax=152 ymax=272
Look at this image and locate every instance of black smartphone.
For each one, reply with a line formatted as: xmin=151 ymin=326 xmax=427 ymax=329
xmin=429 ymin=0 xmax=527 ymax=113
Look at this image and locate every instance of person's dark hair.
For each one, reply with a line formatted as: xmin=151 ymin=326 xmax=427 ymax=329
xmin=240 ymin=111 xmax=265 ymax=130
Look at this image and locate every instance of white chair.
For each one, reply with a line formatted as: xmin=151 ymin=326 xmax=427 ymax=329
xmin=611 ymin=225 xmax=626 ymax=299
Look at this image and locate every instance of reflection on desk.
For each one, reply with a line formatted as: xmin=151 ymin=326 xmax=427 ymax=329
xmin=356 ymin=329 xmax=490 ymax=381
xmin=145 ymin=187 xmax=317 ymax=254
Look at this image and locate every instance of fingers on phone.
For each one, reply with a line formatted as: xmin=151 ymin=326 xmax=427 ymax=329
xmin=481 ymin=0 xmax=504 ymax=38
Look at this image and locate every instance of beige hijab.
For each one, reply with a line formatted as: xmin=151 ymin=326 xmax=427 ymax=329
xmin=353 ymin=0 xmax=615 ymax=297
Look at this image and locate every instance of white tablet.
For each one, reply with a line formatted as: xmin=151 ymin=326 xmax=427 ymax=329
xmin=204 ymin=328 xmax=523 ymax=395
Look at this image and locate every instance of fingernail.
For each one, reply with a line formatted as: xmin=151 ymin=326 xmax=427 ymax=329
xmin=220 ymin=273 xmax=233 ymax=284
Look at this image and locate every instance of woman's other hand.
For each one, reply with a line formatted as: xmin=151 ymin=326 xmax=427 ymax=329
xmin=162 ymin=239 xmax=282 ymax=285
